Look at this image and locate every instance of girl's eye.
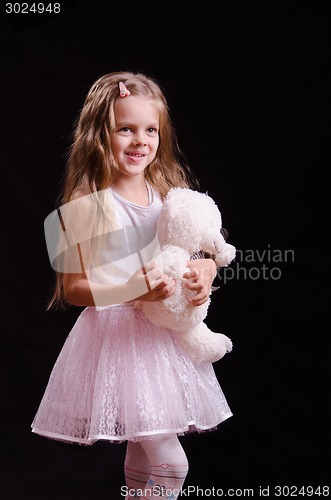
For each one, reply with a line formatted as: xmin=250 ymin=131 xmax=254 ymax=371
xmin=147 ymin=128 xmax=158 ymax=134
xmin=120 ymin=127 xmax=131 ymax=132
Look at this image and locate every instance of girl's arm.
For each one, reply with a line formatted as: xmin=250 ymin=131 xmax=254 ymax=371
xmin=183 ymin=258 xmax=218 ymax=307
xmin=63 ymin=261 xmax=175 ymax=307
xmin=63 ymin=272 xmax=95 ymax=306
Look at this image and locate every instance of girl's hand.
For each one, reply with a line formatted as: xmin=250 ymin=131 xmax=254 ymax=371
xmin=183 ymin=259 xmax=217 ymax=306
xmin=128 ymin=260 xmax=176 ymax=302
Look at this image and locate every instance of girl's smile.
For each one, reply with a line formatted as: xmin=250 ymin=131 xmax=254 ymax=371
xmin=125 ymin=151 xmax=147 ymax=161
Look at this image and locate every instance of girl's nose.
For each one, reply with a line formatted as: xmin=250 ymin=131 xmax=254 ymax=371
xmin=133 ymin=134 xmax=147 ymax=146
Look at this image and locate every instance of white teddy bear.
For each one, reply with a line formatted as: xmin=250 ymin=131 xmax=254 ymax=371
xmin=140 ymin=187 xmax=236 ymax=364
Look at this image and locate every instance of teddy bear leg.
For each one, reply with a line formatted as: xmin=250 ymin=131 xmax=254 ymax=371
xmin=178 ymin=322 xmax=233 ymax=364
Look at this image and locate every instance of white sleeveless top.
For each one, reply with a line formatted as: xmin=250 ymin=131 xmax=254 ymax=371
xmin=89 ymin=183 xmax=163 ymax=287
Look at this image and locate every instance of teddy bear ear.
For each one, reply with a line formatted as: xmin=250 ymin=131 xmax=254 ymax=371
xmin=220 ymin=228 xmax=228 ymax=240
xmin=163 ymin=187 xmax=188 ymax=217
xmin=164 ymin=187 xmax=180 ymax=203
xmin=163 ymin=188 xmax=176 ymax=212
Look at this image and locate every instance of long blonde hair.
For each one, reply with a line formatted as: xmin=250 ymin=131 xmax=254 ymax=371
xmin=48 ymin=71 xmax=199 ymax=309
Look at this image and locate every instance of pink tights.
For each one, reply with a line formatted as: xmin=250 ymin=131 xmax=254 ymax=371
xmin=124 ymin=434 xmax=189 ymax=499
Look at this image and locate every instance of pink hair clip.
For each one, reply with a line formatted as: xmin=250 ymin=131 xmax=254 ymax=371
xmin=119 ymin=81 xmax=131 ymax=98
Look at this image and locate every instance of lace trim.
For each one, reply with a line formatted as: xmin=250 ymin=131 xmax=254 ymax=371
xmin=31 ymin=413 xmax=233 ymax=445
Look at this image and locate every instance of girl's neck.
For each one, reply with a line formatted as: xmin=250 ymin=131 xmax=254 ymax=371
xmin=111 ymin=176 xmax=150 ymax=206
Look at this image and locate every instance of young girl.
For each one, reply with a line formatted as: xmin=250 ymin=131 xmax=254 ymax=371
xmin=32 ymin=71 xmax=233 ymax=499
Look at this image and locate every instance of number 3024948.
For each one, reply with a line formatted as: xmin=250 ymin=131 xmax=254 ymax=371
xmin=5 ymin=3 xmax=61 ymax=14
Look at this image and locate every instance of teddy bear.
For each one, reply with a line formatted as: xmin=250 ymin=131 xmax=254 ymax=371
xmin=139 ymin=187 xmax=236 ymax=364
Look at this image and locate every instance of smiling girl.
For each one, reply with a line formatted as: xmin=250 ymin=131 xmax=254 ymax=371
xmin=31 ymin=71 xmax=233 ymax=499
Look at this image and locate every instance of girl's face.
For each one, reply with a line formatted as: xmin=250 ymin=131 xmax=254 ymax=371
xmin=111 ymin=96 xmax=160 ymax=180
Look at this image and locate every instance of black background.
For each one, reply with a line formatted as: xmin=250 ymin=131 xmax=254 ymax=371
xmin=0 ymin=1 xmax=330 ymax=499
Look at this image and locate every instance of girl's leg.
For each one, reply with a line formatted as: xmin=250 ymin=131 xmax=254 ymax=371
xmin=124 ymin=440 xmax=151 ymax=499
xmin=139 ymin=434 xmax=189 ymax=500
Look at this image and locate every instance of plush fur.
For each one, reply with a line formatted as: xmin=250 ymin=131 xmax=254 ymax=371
xmin=140 ymin=187 xmax=236 ymax=363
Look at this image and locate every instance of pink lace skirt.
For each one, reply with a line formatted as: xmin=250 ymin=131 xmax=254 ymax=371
xmin=31 ymin=304 xmax=232 ymax=445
